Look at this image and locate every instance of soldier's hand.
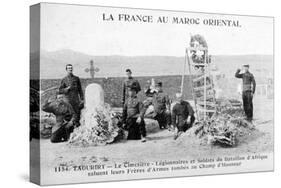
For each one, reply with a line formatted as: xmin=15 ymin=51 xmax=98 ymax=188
xmin=122 ymin=124 xmax=127 ymax=130
xmin=186 ymin=117 xmax=191 ymax=124
xmin=47 ymin=97 xmax=55 ymax=103
xmin=136 ymin=117 xmax=142 ymax=124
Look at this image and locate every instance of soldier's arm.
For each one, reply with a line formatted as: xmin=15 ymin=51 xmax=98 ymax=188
xmin=171 ymin=105 xmax=177 ymax=126
xmin=186 ymin=101 xmax=195 ymax=116
xmin=42 ymin=100 xmax=55 ymax=113
xmin=139 ymin=101 xmax=147 ymax=119
xmin=77 ymin=78 xmax=84 ymax=100
xmin=67 ymin=102 xmax=75 ymax=116
xmin=122 ymin=81 xmax=126 ymax=104
xmin=252 ymin=74 xmax=256 ymax=94
xmin=165 ymin=95 xmax=171 ymax=110
xmin=136 ymin=80 xmax=141 ymax=93
xmin=235 ymin=69 xmax=243 ymax=78
xmin=58 ymin=79 xmax=69 ymax=94
xmin=122 ymin=101 xmax=128 ymax=123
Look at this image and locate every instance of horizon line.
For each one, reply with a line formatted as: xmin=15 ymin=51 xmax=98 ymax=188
xmin=37 ymin=48 xmax=274 ymax=57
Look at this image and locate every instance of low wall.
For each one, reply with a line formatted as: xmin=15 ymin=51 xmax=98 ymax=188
xmin=40 ymin=75 xmax=193 ymax=107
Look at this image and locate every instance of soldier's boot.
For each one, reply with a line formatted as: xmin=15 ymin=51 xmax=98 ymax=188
xmin=168 ymin=124 xmax=175 ymax=131
xmin=141 ymin=136 xmax=146 ymax=142
xmin=173 ymin=128 xmax=183 ymax=140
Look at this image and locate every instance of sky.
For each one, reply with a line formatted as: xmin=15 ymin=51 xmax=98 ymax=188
xmin=40 ymin=3 xmax=274 ymax=56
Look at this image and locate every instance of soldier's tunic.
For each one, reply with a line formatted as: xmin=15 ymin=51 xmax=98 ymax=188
xmin=122 ymin=96 xmax=146 ymax=140
xmin=171 ymin=101 xmax=195 ymax=132
xmin=153 ymin=90 xmax=171 ymax=129
xmin=144 ymin=87 xmax=157 ymax=97
xmin=142 ymin=87 xmax=157 ymax=118
xmin=235 ymin=69 xmax=256 ymax=120
xmin=122 ymin=77 xmax=141 ymax=105
xmin=42 ymin=99 xmax=75 ymax=143
xmin=59 ymin=74 xmax=84 ymax=126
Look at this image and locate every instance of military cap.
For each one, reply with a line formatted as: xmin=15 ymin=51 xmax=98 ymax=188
xmin=156 ymin=82 xmax=162 ymax=87
xmin=243 ymin=64 xmax=249 ymax=68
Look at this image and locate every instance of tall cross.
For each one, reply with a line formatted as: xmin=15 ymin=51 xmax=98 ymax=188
xmin=85 ymin=60 xmax=99 ymax=79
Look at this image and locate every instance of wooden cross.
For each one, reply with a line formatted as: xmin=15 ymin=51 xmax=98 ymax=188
xmin=85 ymin=60 xmax=99 ymax=79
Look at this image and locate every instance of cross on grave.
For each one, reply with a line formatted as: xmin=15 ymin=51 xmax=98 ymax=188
xmin=85 ymin=60 xmax=100 ymax=79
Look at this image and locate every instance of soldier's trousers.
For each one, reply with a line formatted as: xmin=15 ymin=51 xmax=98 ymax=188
xmin=154 ymin=111 xmax=171 ymax=129
xmin=176 ymin=115 xmax=195 ymax=132
xmin=126 ymin=118 xmax=146 ymax=140
xmin=242 ymin=91 xmax=253 ymax=120
xmin=50 ymin=123 xmax=74 ymax=143
xmin=69 ymin=101 xmax=81 ymax=127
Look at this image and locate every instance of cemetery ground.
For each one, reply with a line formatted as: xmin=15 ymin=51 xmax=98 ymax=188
xmin=31 ymin=96 xmax=273 ymax=179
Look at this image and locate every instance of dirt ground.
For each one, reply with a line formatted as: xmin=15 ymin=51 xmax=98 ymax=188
xmin=31 ymin=96 xmax=273 ymax=182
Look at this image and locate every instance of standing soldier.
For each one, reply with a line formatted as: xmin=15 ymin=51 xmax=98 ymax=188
xmin=171 ymin=93 xmax=195 ymax=140
xmin=42 ymin=94 xmax=75 ymax=143
xmin=153 ymin=82 xmax=171 ymax=129
xmin=59 ymin=64 xmax=84 ymax=127
xmin=122 ymin=69 xmax=141 ymax=105
xmin=122 ymin=86 xmax=147 ymax=142
xmin=235 ymin=64 xmax=256 ymax=122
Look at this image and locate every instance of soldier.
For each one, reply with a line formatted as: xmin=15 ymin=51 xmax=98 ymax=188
xmin=235 ymin=64 xmax=256 ymax=122
xmin=42 ymin=94 xmax=75 ymax=143
xmin=122 ymin=86 xmax=147 ymax=142
xmin=143 ymin=79 xmax=157 ymax=118
xmin=171 ymin=93 xmax=195 ymax=140
xmin=122 ymin=69 xmax=141 ymax=105
xmin=144 ymin=79 xmax=157 ymax=97
xmin=153 ymin=82 xmax=171 ymax=129
xmin=59 ymin=64 xmax=84 ymax=127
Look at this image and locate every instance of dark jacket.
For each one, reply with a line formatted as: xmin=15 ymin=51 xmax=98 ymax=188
xmin=153 ymin=90 xmax=170 ymax=114
xmin=122 ymin=96 xmax=146 ymax=122
xmin=235 ymin=69 xmax=256 ymax=93
xmin=42 ymin=99 xmax=74 ymax=132
xmin=122 ymin=77 xmax=141 ymax=104
xmin=171 ymin=101 xmax=194 ymax=126
xmin=59 ymin=74 xmax=83 ymax=111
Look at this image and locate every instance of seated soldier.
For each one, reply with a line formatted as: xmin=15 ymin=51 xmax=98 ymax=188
xmin=171 ymin=93 xmax=195 ymax=140
xmin=42 ymin=94 xmax=75 ymax=143
xmin=143 ymin=79 xmax=157 ymax=118
xmin=144 ymin=79 xmax=157 ymax=97
xmin=122 ymin=86 xmax=147 ymax=142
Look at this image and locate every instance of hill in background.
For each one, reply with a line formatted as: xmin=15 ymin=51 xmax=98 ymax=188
xmin=33 ymin=49 xmax=273 ymax=79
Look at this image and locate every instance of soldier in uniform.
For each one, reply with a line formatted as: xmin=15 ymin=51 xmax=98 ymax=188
xmin=144 ymin=79 xmax=157 ymax=97
xmin=143 ymin=79 xmax=157 ymax=118
xmin=153 ymin=82 xmax=171 ymax=129
xmin=59 ymin=64 xmax=84 ymax=127
xmin=122 ymin=69 xmax=141 ymax=105
xmin=122 ymin=86 xmax=147 ymax=142
xmin=171 ymin=93 xmax=195 ymax=140
xmin=42 ymin=94 xmax=75 ymax=143
xmin=235 ymin=64 xmax=256 ymax=122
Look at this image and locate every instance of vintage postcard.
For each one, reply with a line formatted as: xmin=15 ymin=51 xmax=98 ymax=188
xmin=30 ymin=3 xmax=274 ymax=185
